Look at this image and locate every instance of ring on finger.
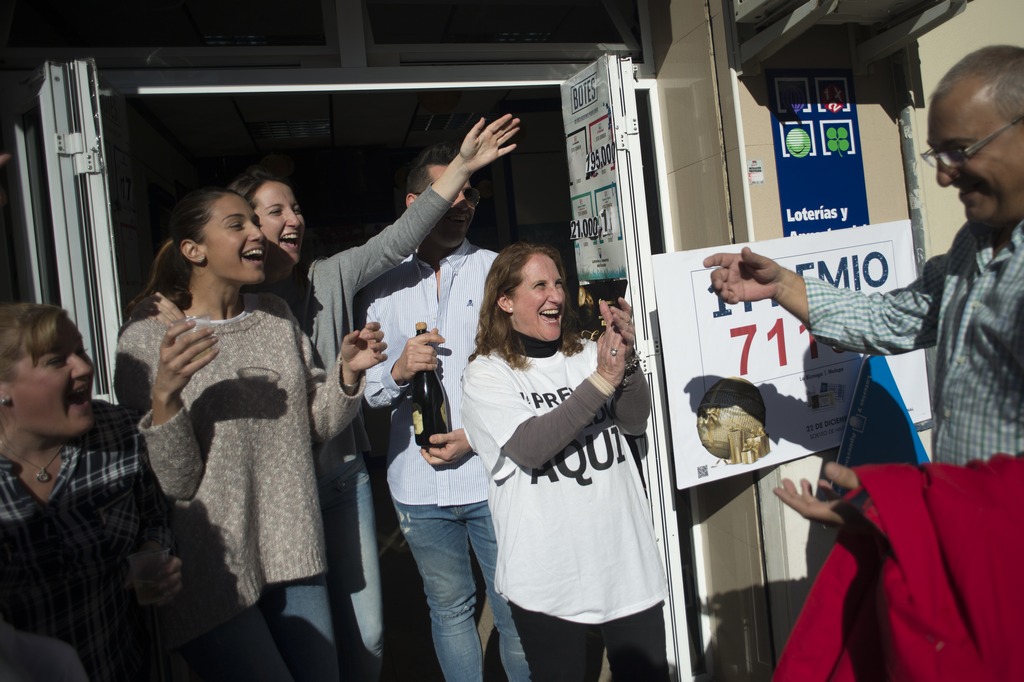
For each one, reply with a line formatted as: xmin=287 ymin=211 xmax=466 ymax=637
xmin=611 ymin=348 xmax=618 ymax=356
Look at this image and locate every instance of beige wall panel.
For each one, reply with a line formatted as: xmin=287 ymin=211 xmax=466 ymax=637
xmin=737 ymin=75 xmax=785 ymax=239
xmin=671 ymin=0 xmax=710 ymax=43
xmin=658 ymin=0 xmax=733 ymax=251
xmin=697 ymin=474 xmax=773 ymax=681
xmin=914 ymin=0 xmax=1024 ymax=256
xmin=853 ymin=76 xmax=908 ymax=226
xmin=658 ymin=28 xmax=722 ymax=173
xmin=758 ymin=25 xmax=859 ymax=70
xmin=758 ymin=454 xmax=838 ymax=656
xmin=739 ymin=77 xmax=775 ymax=149
xmin=744 ymin=147 xmax=782 ymax=240
xmin=666 ymin=157 xmax=731 ymax=250
xmin=712 ymin=12 xmax=741 ymax=155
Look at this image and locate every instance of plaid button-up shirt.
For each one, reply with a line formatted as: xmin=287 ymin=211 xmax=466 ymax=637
xmin=0 ymin=401 xmax=171 ymax=681
xmin=806 ymin=220 xmax=1024 ymax=465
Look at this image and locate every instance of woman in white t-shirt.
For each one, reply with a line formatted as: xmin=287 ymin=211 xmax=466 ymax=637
xmin=461 ymin=242 xmax=668 ymax=682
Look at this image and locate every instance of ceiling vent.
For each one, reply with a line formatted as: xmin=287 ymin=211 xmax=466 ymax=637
xmin=247 ymin=119 xmax=331 ymax=140
xmin=409 ymin=113 xmax=483 ymax=132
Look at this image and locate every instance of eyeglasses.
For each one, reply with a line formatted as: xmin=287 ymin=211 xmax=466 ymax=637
xmin=921 ymin=114 xmax=1024 ymax=170
xmin=460 ymin=187 xmax=481 ymax=208
xmin=412 ymin=187 xmax=481 ymax=208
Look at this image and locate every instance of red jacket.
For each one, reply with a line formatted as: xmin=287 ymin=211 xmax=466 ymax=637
xmin=774 ymin=455 xmax=1024 ymax=681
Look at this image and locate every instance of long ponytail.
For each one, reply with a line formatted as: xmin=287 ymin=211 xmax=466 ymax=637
xmin=125 ymin=187 xmax=240 ymax=316
xmin=125 ymin=238 xmax=193 ymax=315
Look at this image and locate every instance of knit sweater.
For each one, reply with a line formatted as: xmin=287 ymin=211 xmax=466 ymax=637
xmin=250 ymin=186 xmax=451 ymax=476
xmin=114 ymin=293 xmax=362 ymax=648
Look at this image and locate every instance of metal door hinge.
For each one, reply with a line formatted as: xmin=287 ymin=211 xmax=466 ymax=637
xmin=55 ymin=132 xmax=101 ymax=175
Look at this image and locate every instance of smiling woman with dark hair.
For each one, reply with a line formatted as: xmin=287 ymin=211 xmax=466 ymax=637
xmin=227 ymin=117 xmax=518 ymax=680
xmin=121 ymin=117 xmax=520 ymax=682
xmin=115 ymin=188 xmax=387 ymax=682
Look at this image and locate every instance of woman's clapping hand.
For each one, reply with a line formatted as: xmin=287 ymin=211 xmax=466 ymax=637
xmin=595 ymin=298 xmax=636 ymax=388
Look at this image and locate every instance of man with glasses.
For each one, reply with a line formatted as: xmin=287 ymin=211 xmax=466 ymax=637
xmin=704 ymin=45 xmax=1024 ymax=464
xmin=356 ymin=140 xmax=528 ymax=681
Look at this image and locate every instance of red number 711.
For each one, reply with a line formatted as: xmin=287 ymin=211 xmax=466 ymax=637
xmin=729 ymin=320 xmax=834 ymax=375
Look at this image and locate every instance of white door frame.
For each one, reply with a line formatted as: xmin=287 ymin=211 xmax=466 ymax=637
xmin=112 ymin=61 xmax=710 ymax=680
xmin=2 ymin=58 xmax=711 ymax=680
xmin=0 ymin=60 xmax=121 ymax=399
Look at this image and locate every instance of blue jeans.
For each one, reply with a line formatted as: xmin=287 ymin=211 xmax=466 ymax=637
xmin=319 ymin=456 xmax=384 ymax=682
xmin=392 ymin=498 xmax=529 ymax=682
xmin=178 ymin=575 xmax=338 ymax=682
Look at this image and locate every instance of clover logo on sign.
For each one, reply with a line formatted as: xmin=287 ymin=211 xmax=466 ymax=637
xmin=825 ymin=125 xmax=850 ymax=156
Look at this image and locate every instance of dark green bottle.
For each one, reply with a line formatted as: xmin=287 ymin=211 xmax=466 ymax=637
xmin=412 ymin=322 xmax=450 ymax=447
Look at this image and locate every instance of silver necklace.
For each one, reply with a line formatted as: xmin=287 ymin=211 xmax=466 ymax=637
xmin=33 ymin=450 xmax=62 ymax=482
xmin=0 ymin=439 xmax=63 ymax=483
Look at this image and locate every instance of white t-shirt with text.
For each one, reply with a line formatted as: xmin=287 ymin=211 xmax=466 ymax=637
xmin=461 ymin=341 xmax=667 ymax=623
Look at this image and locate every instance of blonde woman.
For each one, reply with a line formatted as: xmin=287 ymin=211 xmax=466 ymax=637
xmin=1 ymin=303 xmax=179 ymax=681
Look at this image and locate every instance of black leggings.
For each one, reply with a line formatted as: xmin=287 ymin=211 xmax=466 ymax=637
xmin=509 ymin=601 xmax=670 ymax=681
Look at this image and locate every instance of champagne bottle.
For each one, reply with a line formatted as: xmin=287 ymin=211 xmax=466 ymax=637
xmin=411 ymin=322 xmax=450 ymax=447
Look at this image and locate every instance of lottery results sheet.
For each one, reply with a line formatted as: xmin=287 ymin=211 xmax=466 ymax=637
xmin=652 ymin=221 xmax=931 ymax=488
xmin=561 ymin=56 xmax=628 ymax=283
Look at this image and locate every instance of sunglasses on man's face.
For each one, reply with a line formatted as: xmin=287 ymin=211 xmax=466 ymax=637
xmin=412 ymin=187 xmax=481 ymax=208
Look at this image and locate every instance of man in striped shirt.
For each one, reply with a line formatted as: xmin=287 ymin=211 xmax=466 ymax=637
xmin=705 ymin=45 xmax=1024 ymax=465
xmin=356 ymin=141 xmax=528 ymax=682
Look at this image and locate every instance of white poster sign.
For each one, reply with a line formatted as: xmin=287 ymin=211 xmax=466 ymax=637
xmin=560 ymin=57 xmax=627 ymax=281
xmin=653 ymin=220 xmax=932 ymax=488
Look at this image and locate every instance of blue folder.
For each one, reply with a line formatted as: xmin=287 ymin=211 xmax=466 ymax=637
xmin=836 ymin=355 xmax=929 ymax=468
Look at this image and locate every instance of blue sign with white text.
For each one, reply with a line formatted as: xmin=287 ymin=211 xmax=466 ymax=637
xmin=767 ymin=69 xmax=870 ymax=235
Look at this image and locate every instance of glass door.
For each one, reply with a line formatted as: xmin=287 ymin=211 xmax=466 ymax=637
xmin=559 ymin=56 xmax=708 ymax=680
xmin=0 ymin=60 xmax=122 ymax=399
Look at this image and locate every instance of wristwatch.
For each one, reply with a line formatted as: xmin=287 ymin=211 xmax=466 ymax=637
xmin=621 ymin=351 xmax=641 ymax=385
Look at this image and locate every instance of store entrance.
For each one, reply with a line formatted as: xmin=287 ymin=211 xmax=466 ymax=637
xmin=1 ymin=59 xmax=707 ymax=680
xmin=115 ymin=86 xmax=576 ymax=310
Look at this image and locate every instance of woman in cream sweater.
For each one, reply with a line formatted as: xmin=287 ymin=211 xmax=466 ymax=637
xmin=115 ymin=187 xmax=385 ymax=682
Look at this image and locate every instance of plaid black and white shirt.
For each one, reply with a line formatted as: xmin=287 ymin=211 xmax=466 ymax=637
xmin=0 ymin=401 xmax=172 ymax=682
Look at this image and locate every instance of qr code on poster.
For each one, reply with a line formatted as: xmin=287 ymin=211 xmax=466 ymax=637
xmin=697 ymin=465 xmax=708 ymax=479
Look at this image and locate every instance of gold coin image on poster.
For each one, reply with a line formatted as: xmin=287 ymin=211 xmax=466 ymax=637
xmin=696 ymin=377 xmax=771 ymax=465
